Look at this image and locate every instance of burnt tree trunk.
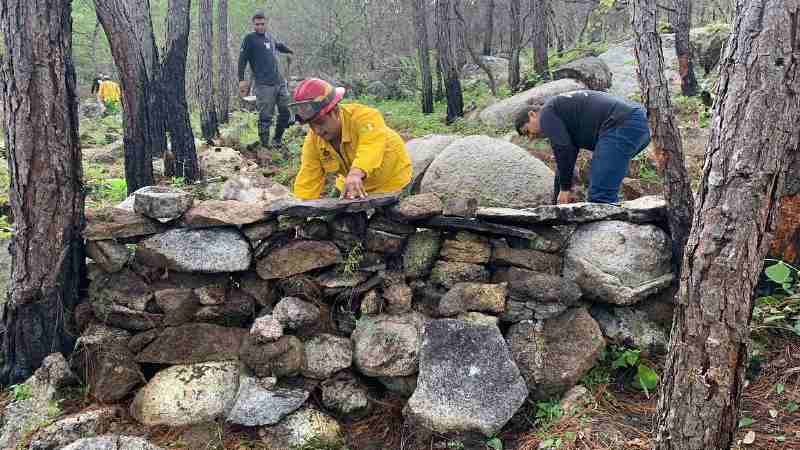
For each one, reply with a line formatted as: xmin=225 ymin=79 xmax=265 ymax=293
xmin=197 ymin=0 xmax=219 ymax=142
xmin=91 ymin=19 xmax=101 ymax=76
xmin=435 ymin=58 xmax=445 ymax=102
xmin=0 ymin=0 xmax=85 ymax=385
xmin=532 ymin=0 xmax=550 ymax=79
xmin=161 ymin=0 xmax=199 ymax=181
xmin=508 ymin=0 xmax=522 ymax=91
xmin=482 ymin=0 xmax=495 ymax=56
xmin=436 ymin=0 xmax=464 ymax=123
xmin=95 ymin=0 xmax=163 ymax=193
xmin=217 ymin=0 xmax=231 ymax=123
xmin=672 ymin=0 xmax=699 ymax=96
xmin=412 ymin=0 xmax=434 ymax=114
xmin=631 ymin=0 xmax=694 ymax=272
xmin=653 ymin=2 xmax=800 ymax=449
xmin=454 ymin=3 xmax=497 ymax=96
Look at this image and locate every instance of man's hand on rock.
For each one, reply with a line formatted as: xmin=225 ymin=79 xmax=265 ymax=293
xmin=342 ymin=168 xmax=367 ymax=200
xmin=557 ymin=190 xmax=574 ymax=205
xmin=238 ymin=80 xmax=250 ymax=97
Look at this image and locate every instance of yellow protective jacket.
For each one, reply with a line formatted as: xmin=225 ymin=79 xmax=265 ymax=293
xmin=293 ymin=103 xmax=412 ymax=200
xmin=98 ymin=80 xmax=121 ymax=103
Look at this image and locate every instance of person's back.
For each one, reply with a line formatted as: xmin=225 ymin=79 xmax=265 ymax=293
xmin=540 ymin=90 xmax=635 ymax=151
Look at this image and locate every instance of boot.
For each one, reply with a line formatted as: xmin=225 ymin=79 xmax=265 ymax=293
xmin=271 ymin=111 xmax=290 ymax=148
xmin=258 ymin=128 xmax=270 ymax=149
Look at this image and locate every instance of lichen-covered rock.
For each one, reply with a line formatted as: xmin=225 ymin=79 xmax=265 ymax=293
xmin=28 ymin=406 xmax=125 ymax=450
xmin=389 ymin=193 xmax=444 ymax=222
xmin=86 ymin=240 xmax=130 ymax=273
xmin=133 ymin=186 xmax=194 ymax=222
xmin=406 ymin=134 xmax=459 ymax=193
xmin=256 ymin=240 xmax=341 ymax=279
xmin=499 ymin=268 xmax=582 ymax=319
xmin=439 ymin=283 xmax=507 ymax=316
xmin=440 ymin=231 xmax=491 ymax=264
xmin=352 ymin=313 xmax=426 ymax=377
xmin=239 ymin=335 xmax=305 ymax=378
xmin=251 ymin=315 xmax=284 ymax=343
xmin=258 ymin=407 xmax=343 ymax=450
xmin=403 ymin=230 xmax=442 ymax=279
xmin=492 ymin=247 xmax=562 ymax=275
xmin=135 ymin=323 xmax=246 ymax=364
xmin=61 ymin=435 xmax=163 ymax=450
xmin=302 ymin=334 xmax=353 ymax=379
xmin=382 ymin=272 xmax=413 ymax=314
xmin=272 ymin=297 xmax=320 ymax=331
xmin=321 ymin=372 xmax=371 ymax=420
xmin=430 ymin=261 xmax=490 ymax=289
xmin=70 ymin=324 xmax=143 ymax=403
xmin=590 ymin=305 xmax=668 ymax=356
xmin=226 ymin=373 xmax=309 ymax=426
xmin=183 ymin=200 xmax=268 ymax=227
xmin=84 ymin=207 xmax=163 ymax=241
xmin=137 ymin=228 xmax=252 ymax=273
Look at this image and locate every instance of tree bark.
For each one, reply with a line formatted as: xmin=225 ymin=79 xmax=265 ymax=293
xmin=532 ymin=0 xmax=550 ymax=79
xmin=197 ymin=0 xmax=219 ymax=142
xmin=161 ymin=0 xmax=200 ymax=181
xmin=95 ymin=0 xmax=163 ymax=193
xmin=0 ymin=0 xmax=85 ymax=385
xmin=672 ymin=0 xmax=699 ymax=96
xmin=436 ymin=0 xmax=464 ymax=123
xmin=454 ymin=3 xmax=497 ymax=96
xmin=91 ymin=18 xmax=101 ymax=77
xmin=217 ymin=0 xmax=231 ymax=123
xmin=631 ymin=0 xmax=694 ymax=273
xmin=482 ymin=0 xmax=495 ymax=56
xmin=412 ymin=0 xmax=434 ymax=114
xmin=653 ymin=2 xmax=800 ymax=449
xmin=435 ymin=58 xmax=445 ymax=102
xmin=508 ymin=0 xmax=522 ymax=91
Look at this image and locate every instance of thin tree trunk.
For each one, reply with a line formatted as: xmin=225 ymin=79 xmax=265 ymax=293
xmin=412 ymin=0 xmax=434 ymax=114
xmin=161 ymin=0 xmax=199 ymax=181
xmin=672 ymin=0 xmax=699 ymax=96
xmin=0 ymin=0 xmax=84 ymax=385
xmin=95 ymin=0 xmax=163 ymax=193
xmin=454 ymin=3 xmax=497 ymax=96
xmin=197 ymin=0 xmax=219 ymax=142
xmin=482 ymin=0 xmax=495 ymax=56
xmin=532 ymin=0 xmax=550 ymax=79
xmin=508 ymin=0 xmax=522 ymax=91
xmin=631 ymin=0 xmax=694 ymax=274
xmin=653 ymin=2 xmax=800 ymax=449
xmin=217 ymin=0 xmax=230 ymax=123
xmin=436 ymin=0 xmax=463 ymax=123
xmin=435 ymin=58 xmax=445 ymax=102
xmin=91 ymin=19 xmax=101 ymax=77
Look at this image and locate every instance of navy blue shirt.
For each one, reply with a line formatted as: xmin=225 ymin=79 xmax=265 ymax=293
xmin=237 ymin=32 xmax=292 ymax=86
xmin=539 ymin=90 xmax=637 ymax=190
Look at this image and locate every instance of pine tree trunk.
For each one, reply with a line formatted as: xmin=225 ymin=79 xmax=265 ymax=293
xmin=653 ymin=2 xmax=800 ymax=449
xmin=95 ymin=0 xmax=163 ymax=193
xmin=161 ymin=0 xmax=200 ymax=181
xmin=413 ymin=0 xmax=434 ymax=114
xmin=0 ymin=0 xmax=85 ymax=385
xmin=508 ymin=0 xmax=522 ymax=91
xmin=197 ymin=0 xmax=219 ymax=142
xmin=217 ymin=0 xmax=230 ymax=124
xmin=482 ymin=0 xmax=495 ymax=56
xmin=436 ymin=0 xmax=463 ymax=123
xmin=672 ymin=0 xmax=699 ymax=96
xmin=631 ymin=0 xmax=694 ymax=272
xmin=435 ymin=58 xmax=445 ymax=102
xmin=532 ymin=0 xmax=550 ymax=79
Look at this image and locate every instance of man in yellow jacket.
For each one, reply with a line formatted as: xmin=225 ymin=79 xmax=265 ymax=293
xmin=289 ymin=78 xmax=412 ymax=200
xmin=97 ymin=76 xmax=121 ymax=105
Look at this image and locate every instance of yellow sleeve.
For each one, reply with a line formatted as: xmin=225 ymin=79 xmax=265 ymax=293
xmin=351 ymin=109 xmax=388 ymax=178
xmin=293 ymin=134 xmax=325 ymax=200
xmin=98 ymin=82 xmax=109 ymax=101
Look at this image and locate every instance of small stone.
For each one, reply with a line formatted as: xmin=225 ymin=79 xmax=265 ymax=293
xmin=239 ymin=272 xmax=276 ymax=308
xmin=365 ymin=229 xmax=406 ymax=254
xmin=360 ymin=290 xmax=383 ymax=315
xmin=257 ymin=407 xmax=343 ymax=450
xmin=183 ymin=200 xmax=267 ymax=227
xmin=331 ymin=212 xmax=368 ymax=235
xmin=92 ymin=302 xmax=163 ymax=331
xmin=195 ymin=285 xmax=226 ymax=305
xmin=154 ymin=288 xmax=198 ymax=326
xmin=239 ymin=335 xmax=305 ymax=378
xmin=133 ymin=186 xmax=194 ymax=221
xmin=272 ymin=297 xmax=320 ymax=331
xmin=135 ymin=323 xmax=247 ymax=364
xmin=456 ymin=311 xmax=500 ymax=327
xmin=440 ymin=232 xmax=491 ymax=264
xmin=70 ymin=324 xmax=143 ymax=403
xmin=84 ymin=207 xmax=163 ymax=241
xmin=302 ymin=334 xmax=353 ymax=380
xmin=352 ymin=313 xmax=426 ymax=377
xmin=403 ymin=230 xmax=442 ymax=279
xmin=85 ymin=240 xmax=130 ymax=273
xmin=61 ymin=435 xmax=163 ymax=450
xmin=442 ymin=197 xmax=478 ymax=218
xmin=297 ymin=219 xmax=330 ymax=240
xmin=559 ymin=385 xmax=591 ymax=416
xmin=243 ymin=221 xmax=278 ymax=242
xmin=439 ymin=283 xmax=507 ymax=316
xmin=368 ymin=213 xmax=417 ymax=235
xmin=492 ymin=247 xmax=562 ymax=275
xmin=226 ymin=373 xmax=310 ymax=426
xmin=28 ymin=407 xmax=125 ymax=450
xmin=89 ymin=268 xmax=153 ymax=311
xmin=256 ymin=240 xmax=341 ymax=280
xmin=377 ymin=375 xmax=418 ymax=397
xmin=251 ymin=315 xmax=284 ymax=343
xmin=321 ymin=372 xmax=371 ymax=420
xmin=429 ymin=261 xmax=490 ymax=289
xmin=389 ymin=193 xmax=443 ymax=222
xmin=383 ymin=272 xmax=413 ymax=314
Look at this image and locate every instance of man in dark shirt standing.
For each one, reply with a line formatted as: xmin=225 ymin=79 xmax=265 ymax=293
xmin=238 ymin=10 xmax=293 ymax=148
xmin=514 ymin=90 xmax=651 ymax=204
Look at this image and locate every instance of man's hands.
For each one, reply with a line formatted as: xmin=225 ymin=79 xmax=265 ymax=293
xmin=557 ymin=190 xmax=574 ymax=205
xmin=238 ymin=80 xmax=250 ymax=97
xmin=342 ymin=168 xmax=367 ymax=200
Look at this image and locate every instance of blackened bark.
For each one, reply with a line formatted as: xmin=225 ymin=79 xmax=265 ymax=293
xmin=482 ymin=0 xmax=495 ymax=56
xmin=532 ymin=0 xmax=550 ymax=79
xmin=0 ymin=0 xmax=85 ymax=384
xmin=217 ymin=0 xmax=231 ymax=123
xmin=631 ymin=0 xmax=694 ymax=273
xmin=672 ymin=0 xmax=699 ymax=96
xmin=436 ymin=0 xmax=464 ymax=123
xmin=435 ymin=58 xmax=445 ymax=102
xmin=161 ymin=0 xmax=199 ymax=181
xmin=508 ymin=0 xmax=522 ymax=91
xmin=412 ymin=0 xmax=434 ymax=114
xmin=454 ymin=3 xmax=497 ymax=96
xmin=653 ymin=2 xmax=800 ymax=449
xmin=197 ymin=0 xmax=219 ymax=142
xmin=95 ymin=0 xmax=163 ymax=193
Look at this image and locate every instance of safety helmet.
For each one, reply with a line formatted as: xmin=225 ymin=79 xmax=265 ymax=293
xmin=288 ymin=78 xmax=345 ymax=124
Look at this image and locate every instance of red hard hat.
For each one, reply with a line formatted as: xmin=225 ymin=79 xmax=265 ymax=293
xmin=288 ymin=78 xmax=346 ymax=123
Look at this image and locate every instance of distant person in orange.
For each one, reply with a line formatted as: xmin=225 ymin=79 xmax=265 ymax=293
xmin=97 ymin=75 xmax=121 ymax=106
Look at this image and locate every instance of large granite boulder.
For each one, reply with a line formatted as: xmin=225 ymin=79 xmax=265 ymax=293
xmin=690 ymin=24 xmax=731 ymax=74
xmin=404 ymin=319 xmax=528 ymax=436
xmin=552 ymin=56 xmax=613 ymax=91
xmin=136 ymin=228 xmax=251 ymax=273
xmin=420 ymin=136 xmax=554 ymax=208
xmin=564 ymin=221 xmax=673 ymax=305
xmin=406 ymin=135 xmax=460 ymax=193
xmin=478 ymin=79 xmax=585 ymax=129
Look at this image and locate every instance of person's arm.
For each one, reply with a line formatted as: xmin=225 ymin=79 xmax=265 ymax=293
xmin=237 ymin=37 xmax=250 ymax=82
xmin=539 ymin=108 xmax=579 ymax=192
xmin=276 ymin=42 xmax=293 ymax=54
xmin=293 ymin=135 xmax=325 ymax=200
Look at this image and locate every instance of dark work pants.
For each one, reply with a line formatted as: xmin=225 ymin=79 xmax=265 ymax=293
xmin=254 ymin=82 xmax=290 ymax=145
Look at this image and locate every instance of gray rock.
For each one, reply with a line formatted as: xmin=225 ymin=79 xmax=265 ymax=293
xmin=404 ymin=230 xmax=442 ymax=279
xmin=70 ymin=324 xmax=143 ymax=403
xmin=130 ymin=361 xmax=239 ymax=427
xmin=406 ymin=135 xmax=459 ymax=193
xmin=389 ymin=193 xmax=443 ymax=222
xmin=137 ymin=228 xmax=251 ymax=273
xmin=243 ymin=221 xmax=278 ymax=242
xmin=256 ymin=240 xmax=341 ymax=279
xmin=420 ymin=136 xmax=554 ymax=208
xmin=198 ymin=146 xmax=246 ymax=178
xmin=365 ymin=229 xmax=406 ymax=254
xmin=89 ymin=268 xmax=153 ymax=311
xmin=621 ymin=195 xmax=668 ymax=223
xmin=590 ymin=305 xmax=668 ymax=356
xmin=133 ymin=186 xmax=194 ymax=222
xmin=377 ymin=375 xmax=418 ymax=397
xmin=321 ymin=372 xmax=371 ymax=420
xmin=564 ymin=221 xmax=673 ymax=305
xmin=599 ymin=35 xmax=681 ymax=99
xmin=559 ymin=385 xmax=591 ymax=416
xmin=83 ymin=207 xmax=164 ymax=241
xmin=442 ymin=197 xmax=479 ymax=218
xmin=154 ymin=288 xmax=198 ymax=326
xmin=439 ymin=283 xmax=507 ymax=316
xmin=404 ymin=319 xmax=528 ymax=436
xmin=86 ymin=240 xmax=130 ymax=273
xmin=383 ymin=272 xmax=413 ymax=314
xmin=506 ymin=308 xmax=605 ymax=399
xmin=478 ymin=79 xmax=585 ymax=129
xmin=440 ymin=231 xmax=491 ymax=264
xmin=251 ymin=315 xmax=284 ymax=343
xmin=552 ymin=57 xmax=613 ymax=91
xmin=316 ymin=269 xmax=369 ymax=289
xmin=492 ymin=247 xmax=562 ymax=274
xmin=92 ymin=302 xmax=163 ymax=331
xmin=456 ymin=311 xmax=501 ymax=328
xmin=136 ymin=323 xmax=246 ymax=364
xmin=425 ymin=215 xmax=547 ymax=240
xmin=272 ymin=297 xmax=320 ymax=330
xmin=502 ymin=268 xmax=582 ymax=319
xmin=690 ymin=24 xmax=731 ymax=74
xmin=368 ymin=213 xmax=417 ymax=235
xmin=239 ymin=272 xmax=276 ymax=308
xmin=302 ymin=334 xmax=353 ymax=379
xmin=264 ymin=193 xmax=399 ymax=218
xmin=28 ymin=406 xmax=125 ymax=450
xmin=430 ymin=261 xmax=490 ymax=289
xmin=61 ymin=435 xmax=163 ymax=450
xmin=239 ymin=335 xmax=305 ymax=378
xmin=257 ymin=407 xmax=343 ymax=450
xmin=226 ymin=373 xmax=310 ymax=426
xmin=183 ymin=200 xmax=269 ymax=227
xmin=352 ymin=313 xmax=426 ymax=377
xmin=499 ymin=299 xmax=535 ymax=323
xmin=478 ymin=202 xmax=628 ymax=226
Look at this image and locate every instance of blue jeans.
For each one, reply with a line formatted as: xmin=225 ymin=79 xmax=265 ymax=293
xmin=588 ymin=107 xmax=651 ymax=203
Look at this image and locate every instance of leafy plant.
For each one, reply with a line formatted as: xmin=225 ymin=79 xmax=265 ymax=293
xmin=9 ymin=383 xmax=32 ymax=402
xmin=535 ymin=400 xmax=564 ymax=426
xmin=486 ymin=437 xmax=503 ymax=450
xmin=753 ymin=259 xmax=800 ymax=336
xmin=607 ymin=346 xmax=659 ymax=396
